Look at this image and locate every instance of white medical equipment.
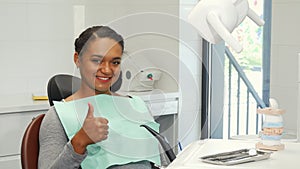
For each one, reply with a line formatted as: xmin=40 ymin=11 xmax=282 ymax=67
xmin=119 ymin=55 xmax=162 ymax=92
xmin=188 ymin=0 xmax=264 ymax=53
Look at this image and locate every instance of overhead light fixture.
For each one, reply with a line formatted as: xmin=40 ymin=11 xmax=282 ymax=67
xmin=188 ymin=0 xmax=264 ymax=53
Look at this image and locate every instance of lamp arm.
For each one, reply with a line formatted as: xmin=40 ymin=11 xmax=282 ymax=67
xmin=247 ymin=8 xmax=265 ymax=26
xmin=207 ymin=11 xmax=243 ymax=53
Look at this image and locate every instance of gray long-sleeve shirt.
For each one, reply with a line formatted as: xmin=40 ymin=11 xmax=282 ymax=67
xmin=38 ymin=106 xmax=155 ymax=169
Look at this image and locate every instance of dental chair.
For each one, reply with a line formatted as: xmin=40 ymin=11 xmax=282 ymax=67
xmin=21 ymin=73 xmax=175 ymax=169
xmin=21 ymin=113 xmax=45 ymax=169
xmin=47 ymin=73 xmax=123 ymax=106
xmin=47 ymin=74 xmax=176 ymax=163
xmin=47 ymin=74 xmax=81 ymax=106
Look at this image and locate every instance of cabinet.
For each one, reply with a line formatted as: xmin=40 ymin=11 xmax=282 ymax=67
xmin=0 ymin=92 xmax=179 ymax=168
xmin=0 ymin=94 xmax=49 ymax=168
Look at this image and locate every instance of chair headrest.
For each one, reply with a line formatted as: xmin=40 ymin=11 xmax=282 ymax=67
xmin=47 ymin=72 xmax=123 ymax=106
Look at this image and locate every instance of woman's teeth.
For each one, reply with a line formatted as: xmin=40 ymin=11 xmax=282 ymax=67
xmin=98 ymin=77 xmax=109 ymax=80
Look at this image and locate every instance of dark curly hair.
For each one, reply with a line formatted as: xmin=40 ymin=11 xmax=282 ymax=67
xmin=74 ymin=26 xmax=124 ymax=56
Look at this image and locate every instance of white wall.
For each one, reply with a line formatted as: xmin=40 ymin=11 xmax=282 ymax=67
xmin=0 ymin=0 xmax=179 ymax=97
xmin=0 ymin=0 xmax=75 ymax=96
xmin=270 ymin=0 xmax=300 ymax=137
xmin=179 ymin=0 xmax=202 ymax=148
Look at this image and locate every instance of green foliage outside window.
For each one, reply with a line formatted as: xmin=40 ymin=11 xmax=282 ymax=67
xmin=230 ymin=0 xmax=263 ymax=72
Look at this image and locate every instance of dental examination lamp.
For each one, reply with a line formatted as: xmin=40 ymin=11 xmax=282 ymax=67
xmin=188 ymin=0 xmax=264 ymax=53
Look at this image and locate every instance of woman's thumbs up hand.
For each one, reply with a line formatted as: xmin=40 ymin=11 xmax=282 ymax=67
xmin=71 ymin=103 xmax=109 ymax=154
xmin=83 ymin=103 xmax=109 ymax=143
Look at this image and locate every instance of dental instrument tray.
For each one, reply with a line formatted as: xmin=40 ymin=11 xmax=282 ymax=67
xmin=200 ymin=148 xmax=272 ymax=165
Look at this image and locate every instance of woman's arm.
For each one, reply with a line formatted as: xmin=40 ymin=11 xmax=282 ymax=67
xmin=38 ymin=107 xmax=87 ymax=169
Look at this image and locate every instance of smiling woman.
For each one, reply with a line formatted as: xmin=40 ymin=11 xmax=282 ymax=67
xmin=38 ymin=26 xmax=160 ymax=169
xmin=73 ymin=26 xmax=123 ymax=96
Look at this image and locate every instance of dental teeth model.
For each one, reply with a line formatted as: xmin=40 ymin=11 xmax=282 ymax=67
xmin=256 ymin=98 xmax=285 ymax=151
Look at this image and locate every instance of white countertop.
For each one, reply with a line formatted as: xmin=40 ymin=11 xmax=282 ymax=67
xmin=0 ymin=91 xmax=179 ymax=114
xmin=167 ymin=139 xmax=300 ymax=169
xmin=0 ymin=93 xmax=49 ymax=114
xmin=118 ymin=91 xmax=179 ymax=101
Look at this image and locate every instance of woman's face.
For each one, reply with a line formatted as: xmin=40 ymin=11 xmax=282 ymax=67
xmin=76 ymin=37 xmax=123 ymax=95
